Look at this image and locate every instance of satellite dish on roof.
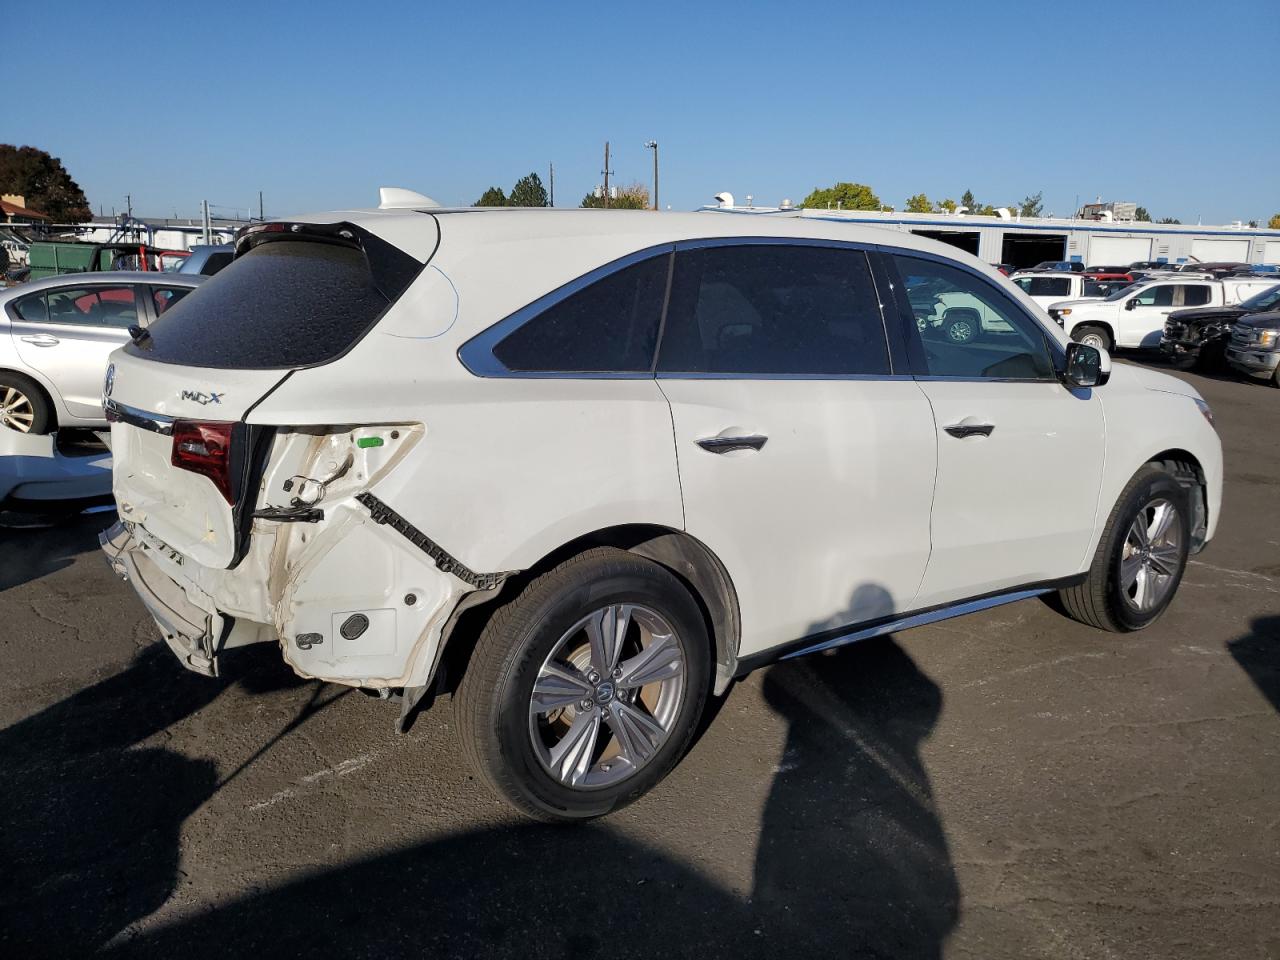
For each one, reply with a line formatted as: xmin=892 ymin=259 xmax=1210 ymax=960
xmin=378 ymin=187 xmax=441 ymax=209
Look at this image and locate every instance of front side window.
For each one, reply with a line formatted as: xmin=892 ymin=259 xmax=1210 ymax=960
xmin=892 ymin=254 xmax=1055 ymax=380
xmin=43 ymin=286 xmax=139 ymax=328
xmin=657 ymin=244 xmax=889 ymax=376
xmin=1133 ymin=284 xmax=1176 ymax=307
xmin=491 ymin=255 xmax=669 ymax=373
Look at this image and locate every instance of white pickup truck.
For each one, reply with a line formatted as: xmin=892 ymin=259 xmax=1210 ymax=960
xmin=1010 ymin=271 xmax=1132 ymax=310
xmin=1048 ymin=276 xmax=1277 ymax=351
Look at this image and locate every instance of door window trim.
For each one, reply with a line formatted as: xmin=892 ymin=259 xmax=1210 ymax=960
xmin=4 ymin=282 xmax=146 ymax=330
xmin=877 ymin=245 xmax=1067 ymax=383
xmin=458 ymin=236 xmax=907 ymax=380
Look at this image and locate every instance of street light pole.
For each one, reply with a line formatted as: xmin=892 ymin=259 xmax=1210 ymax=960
xmin=644 ymin=140 xmax=658 ymax=211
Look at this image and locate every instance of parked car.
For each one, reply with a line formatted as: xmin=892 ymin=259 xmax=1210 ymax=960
xmin=0 ymin=272 xmax=204 ymax=433
xmin=1160 ymin=283 xmax=1280 ymax=369
xmin=100 ymin=207 xmax=1222 ymax=821
xmin=1176 ymin=261 xmax=1250 ymax=277
xmin=1129 ymin=260 xmax=1174 ymax=272
xmin=1085 ymin=265 xmax=1133 ymax=275
xmin=1033 ymin=260 xmax=1085 ymax=272
xmin=1047 ymin=275 xmax=1276 ymax=351
xmin=1010 ymin=271 xmax=1131 ymax=310
xmin=1225 ymin=310 xmax=1280 ymax=385
xmin=177 ymin=244 xmax=234 ymax=277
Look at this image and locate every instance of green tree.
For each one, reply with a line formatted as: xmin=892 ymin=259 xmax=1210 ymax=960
xmin=977 ymin=204 xmax=998 ymax=216
xmin=1019 ymin=192 xmax=1044 ymax=218
xmin=801 ymin=181 xmax=880 ymax=211
xmin=508 ymin=172 xmax=549 ymax=207
xmin=1158 ymin=216 xmax=1181 ymax=224
xmin=1134 ymin=206 xmax=1151 ymax=222
xmin=905 ymin=193 xmax=932 ymax=213
xmin=936 ymin=198 xmax=957 ymax=213
xmin=475 ymin=186 xmax=508 ymax=207
xmin=580 ymin=182 xmax=649 ymax=209
xmin=0 ymin=144 xmax=91 ymax=221
xmin=960 ymin=189 xmax=977 ymax=213
xmin=1269 ymin=213 xmax=1280 ymax=229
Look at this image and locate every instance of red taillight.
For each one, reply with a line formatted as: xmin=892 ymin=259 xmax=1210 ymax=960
xmin=171 ymin=420 xmax=236 ymax=504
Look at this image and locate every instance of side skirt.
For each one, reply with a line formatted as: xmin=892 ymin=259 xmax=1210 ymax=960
xmin=733 ymin=577 xmax=1084 ymax=677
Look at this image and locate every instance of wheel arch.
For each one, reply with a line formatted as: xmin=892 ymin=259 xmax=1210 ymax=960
xmin=435 ymin=524 xmax=741 ymax=698
xmin=1069 ymin=319 xmax=1114 ymax=346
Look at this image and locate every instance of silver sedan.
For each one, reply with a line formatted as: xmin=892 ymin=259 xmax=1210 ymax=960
xmin=0 ymin=271 xmax=205 ymax=433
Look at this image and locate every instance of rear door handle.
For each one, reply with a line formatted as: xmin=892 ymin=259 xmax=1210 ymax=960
xmin=696 ymin=434 xmax=768 ymax=454
xmin=944 ymin=422 xmax=995 ymax=439
xmin=21 ymin=334 xmax=60 ymax=347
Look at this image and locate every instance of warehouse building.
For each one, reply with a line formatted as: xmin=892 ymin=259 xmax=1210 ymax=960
xmin=706 ymin=201 xmax=1280 ymax=270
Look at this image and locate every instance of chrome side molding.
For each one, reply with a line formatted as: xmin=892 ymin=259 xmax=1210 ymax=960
xmin=104 ymin=399 xmax=175 ymax=435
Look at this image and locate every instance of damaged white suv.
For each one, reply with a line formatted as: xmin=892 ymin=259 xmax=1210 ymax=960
xmin=101 ymin=203 xmax=1223 ymax=820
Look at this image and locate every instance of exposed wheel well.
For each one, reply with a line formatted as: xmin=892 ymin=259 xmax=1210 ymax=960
xmin=436 ymin=525 xmax=740 ymax=699
xmin=0 ymin=367 xmax=59 ymax=431
xmin=1149 ymin=449 xmax=1207 ymax=551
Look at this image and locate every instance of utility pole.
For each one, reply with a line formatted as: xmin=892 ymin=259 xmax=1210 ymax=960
xmin=644 ymin=141 xmax=659 ymax=211
xmin=258 ymin=191 xmax=264 ymax=222
xmin=602 ymin=141 xmax=612 ymax=209
xmin=201 ymin=200 xmax=211 ymax=245
xmin=548 ymin=163 xmax=554 ymax=207
xmin=125 ymin=194 xmax=132 ymax=219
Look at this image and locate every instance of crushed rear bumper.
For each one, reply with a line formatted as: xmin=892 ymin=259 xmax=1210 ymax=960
xmin=100 ymin=520 xmax=228 ymax=677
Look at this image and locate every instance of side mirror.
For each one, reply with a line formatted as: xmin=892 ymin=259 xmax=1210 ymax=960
xmin=1064 ymin=342 xmax=1110 ymax=388
xmin=1125 ymin=298 xmax=1139 ymax=310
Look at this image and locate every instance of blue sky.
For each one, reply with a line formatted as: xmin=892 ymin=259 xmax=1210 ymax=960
xmin=9 ymin=0 xmax=1279 ymax=224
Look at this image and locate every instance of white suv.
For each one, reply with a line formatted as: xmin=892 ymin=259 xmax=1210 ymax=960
xmin=100 ymin=206 xmax=1223 ymax=820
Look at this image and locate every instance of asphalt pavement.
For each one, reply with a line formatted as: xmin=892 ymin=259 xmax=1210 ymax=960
xmin=1 ymin=361 xmax=1276 ymax=959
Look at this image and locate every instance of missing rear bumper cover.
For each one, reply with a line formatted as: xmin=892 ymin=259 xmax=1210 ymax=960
xmin=356 ymin=492 xmax=512 ymax=590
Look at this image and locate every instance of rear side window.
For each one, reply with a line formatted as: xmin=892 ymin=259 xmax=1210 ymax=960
xmin=657 ymin=245 xmax=889 ymax=376
xmin=1016 ymin=276 xmax=1072 ymax=297
xmin=1181 ymin=285 xmax=1211 ymax=307
xmin=38 ymin=286 xmax=140 ymax=328
xmin=149 ymin=285 xmax=193 ymax=318
xmin=492 ymin=255 xmax=668 ymax=372
xmin=128 ymin=241 xmax=398 ymax=369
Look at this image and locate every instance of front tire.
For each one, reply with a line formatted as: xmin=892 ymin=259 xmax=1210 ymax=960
xmin=1058 ymin=463 xmax=1191 ymax=632
xmin=456 ymin=547 xmax=711 ymax=822
xmin=1073 ymin=325 xmax=1113 ymax=352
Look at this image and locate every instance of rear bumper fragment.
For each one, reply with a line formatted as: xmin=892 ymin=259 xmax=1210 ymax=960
xmin=100 ymin=521 xmax=228 ymax=677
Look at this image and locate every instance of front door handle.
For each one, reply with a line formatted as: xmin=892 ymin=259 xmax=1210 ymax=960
xmin=21 ymin=334 xmax=60 ymax=347
xmin=696 ymin=434 xmax=768 ymax=454
xmin=944 ymin=422 xmax=995 ymax=439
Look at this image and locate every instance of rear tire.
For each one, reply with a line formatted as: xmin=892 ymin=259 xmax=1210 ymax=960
xmin=456 ymin=547 xmax=711 ymax=822
xmin=0 ymin=372 xmax=53 ymax=434
xmin=1073 ymin=325 xmax=1113 ymax=352
xmin=1057 ymin=463 xmax=1191 ymax=632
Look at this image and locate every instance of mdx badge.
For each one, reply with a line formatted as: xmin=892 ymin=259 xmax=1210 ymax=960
xmin=181 ymin=389 xmax=224 ymax=406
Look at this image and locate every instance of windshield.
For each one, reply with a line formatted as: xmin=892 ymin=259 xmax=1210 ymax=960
xmin=1240 ymin=284 xmax=1280 ymax=313
xmin=1105 ymin=282 xmax=1143 ymax=302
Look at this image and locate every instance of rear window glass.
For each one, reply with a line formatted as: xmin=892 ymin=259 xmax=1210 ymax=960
xmin=126 ymin=241 xmax=392 ymax=368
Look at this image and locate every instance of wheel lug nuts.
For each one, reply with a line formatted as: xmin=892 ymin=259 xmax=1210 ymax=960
xmin=587 ymin=671 xmax=601 ymax=684
xmin=612 ymin=667 xmax=622 ymax=679
xmin=580 ymin=698 xmax=593 ymax=710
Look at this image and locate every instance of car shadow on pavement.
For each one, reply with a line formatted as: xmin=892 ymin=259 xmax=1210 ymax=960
xmin=0 ymin=512 xmax=116 ymax=593
xmin=1227 ymin=615 xmax=1280 ymax=712
xmin=36 ymin=587 xmax=957 ymax=959
xmin=0 ymin=643 xmax=307 ymax=958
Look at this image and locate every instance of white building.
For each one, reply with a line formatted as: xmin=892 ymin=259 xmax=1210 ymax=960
xmin=705 ymin=202 xmax=1280 ymax=269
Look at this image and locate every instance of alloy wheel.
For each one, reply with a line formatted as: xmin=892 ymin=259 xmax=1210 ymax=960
xmin=1119 ymin=498 xmax=1182 ymax=612
xmin=1080 ymin=333 xmax=1107 ymax=350
xmin=0 ymin=386 xmax=35 ymax=433
xmin=947 ymin=320 xmax=974 ymax=343
xmin=528 ymin=603 xmax=686 ymax=789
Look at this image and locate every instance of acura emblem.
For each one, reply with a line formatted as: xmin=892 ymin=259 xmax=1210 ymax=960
xmin=103 ymin=363 xmax=115 ymax=398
